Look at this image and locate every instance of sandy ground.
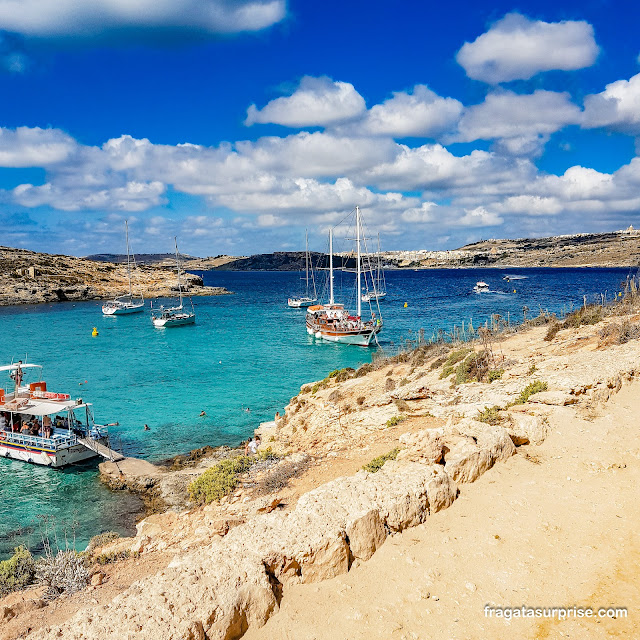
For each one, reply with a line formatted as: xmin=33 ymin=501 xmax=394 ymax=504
xmin=245 ymin=382 xmax=640 ymax=640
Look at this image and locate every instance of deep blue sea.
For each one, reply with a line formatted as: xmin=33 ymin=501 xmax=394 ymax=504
xmin=0 ymin=267 xmax=632 ymax=557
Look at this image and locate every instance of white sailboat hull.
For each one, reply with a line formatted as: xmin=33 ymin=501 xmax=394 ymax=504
xmin=361 ymin=291 xmax=387 ymax=303
xmin=318 ymin=330 xmax=377 ymax=346
xmin=102 ymin=302 xmax=145 ymax=315
xmin=288 ymin=297 xmax=318 ymax=308
xmin=152 ymin=314 xmax=195 ymax=328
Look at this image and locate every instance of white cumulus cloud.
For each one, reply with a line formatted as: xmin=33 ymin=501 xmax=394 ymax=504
xmin=0 ymin=0 xmax=285 ymax=38
xmin=456 ymin=13 xmax=598 ymax=84
xmin=0 ymin=127 xmax=77 ymax=167
xmin=453 ymin=90 xmax=582 ymax=156
xmin=245 ymin=76 xmax=366 ymax=128
xmin=582 ymin=73 xmax=640 ymax=135
xmin=347 ymin=85 xmax=463 ymax=138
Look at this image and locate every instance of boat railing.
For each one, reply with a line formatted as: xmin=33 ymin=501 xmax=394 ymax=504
xmin=1 ymin=430 xmax=77 ymax=450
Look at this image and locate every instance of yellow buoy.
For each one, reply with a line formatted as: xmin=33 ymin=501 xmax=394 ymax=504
xmin=403 ymin=302 xmax=408 ymax=308
xmin=92 ymin=327 xmax=99 ymax=337
xmin=513 ymin=289 xmax=516 ymax=293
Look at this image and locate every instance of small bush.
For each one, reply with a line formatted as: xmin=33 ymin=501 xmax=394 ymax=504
xmin=300 ymin=385 xmax=311 ymax=395
xmin=384 ymin=377 xmax=396 ymax=392
xmin=355 ymin=363 xmax=375 ymax=378
xmin=544 ymin=322 xmax=561 ymax=341
xmin=86 ymin=532 xmax=120 ymax=555
xmin=357 ymin=396 xmax=366 ymax=406
xmin=36 ymin=550 xmax=90 ymax=598
xmin=385 ymin=415 xmax=406 ymax=428
xmin=188 ymin=456 xmax=254 ymax=505
xmin=477 ymin=406 xmax=504 ymax=425
xmin=440 ymin=348 xmax=471 ymax=379
xmin=0 ymin=546 xmax=36 ymax=596
xmin=399 ymin=378 xmax=409 ymax=386
xmin=430 ymin=356 xmax=446 ymax=371
xmin=95 ymin=549 xmax=131 ymax=565
xmin=488 ymin=368 xmax=504 ymax=383
xmin=527 ymin=363 xmax=537 ymax=375
xmin=363 ymin=448 xmax=400 ymax=473
xmin=511 ymin=380 xmax=548 ymax=406
xmin=564 ymin=304 xmax=603 ymax=329
xmin=599 ymin=320 xmax=640 ymax=345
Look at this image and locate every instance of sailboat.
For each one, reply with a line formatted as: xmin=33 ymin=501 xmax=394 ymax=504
xmin=151 ymin=238 xmax=196 ymax=328
xmin=306 ymin=206 xmax=382 ymax=347
xmin=288 ymin=231 xmax=318 ymax=308
xmin=361 ymin=233 xmax=387 ymax=302
xmin=102 ymin=221 xmax=145 ymax=315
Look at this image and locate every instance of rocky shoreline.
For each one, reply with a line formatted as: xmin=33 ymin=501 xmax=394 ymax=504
xmin=0 ymin=246 xmax=230 ymax=306
xmin=3 ymin=297 xmax=639 ymax=639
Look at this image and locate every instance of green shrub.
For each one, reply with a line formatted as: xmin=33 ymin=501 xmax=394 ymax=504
xmin=510 ymin=380 xmax=548 ymax=406
xmin=0 ymin=546 xmax=36 ymax=596
xmin=363 ymin=448 xmax=400 ymax=473
xmin=385 ymin=415 xmax=406 ymax=428
xmin=527 ymin=363 xmax=537 ymax=375
xmin=439 ymin=348 xmax=471 ymax=379
xmin=87 ymin=531 xmax=120 ymax=555
xmin=188 ymin=456 xmax=254 ymax=505
xmin=477 ymin=406 xmax=504 ymax=425
xmin=488 ymin=368 xmax=504 ymax=383
xmin=564 ymin=305 xmax=603 ymax=328
xmin=399 ymin=378 xmax=409 ymax=386
xmin=96 ymin=549 xmax=131 ymax=565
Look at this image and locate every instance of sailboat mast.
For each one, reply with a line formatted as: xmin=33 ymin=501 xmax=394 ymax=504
xmin=125 ymin=220 xmax=133 ymax=298
xmin=175 ymin=237 xmax=183 ymax=308
xmin=305 ymin=230 xmax=309 ymax=293
xmin=356 ymin=206 xmax=362 ymax=318
xmin=329 ymin=228 xmax=334 ymax=305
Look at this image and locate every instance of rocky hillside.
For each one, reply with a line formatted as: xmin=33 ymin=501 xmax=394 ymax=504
xmin=5 ymin=299 xmax=640 ymax=639
xmin=0 ymin=246 xmax=230 ymax=306
xmin=382 ymin=229 xmax=640 ymax=269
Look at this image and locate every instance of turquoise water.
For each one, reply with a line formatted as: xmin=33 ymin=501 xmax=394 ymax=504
xmin=0 ymin=267 xmax=632 ymax=557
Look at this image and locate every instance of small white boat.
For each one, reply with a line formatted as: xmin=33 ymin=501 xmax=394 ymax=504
xmin=0 ymin=362 xmax=121 ymax=467
xmin=288 ymin=231 xmax=318 ymax=308
xmin=361 ymin=290 xmax=387 ymax=303
xmin=473 ymin=281 xmax=490 ymax=293
xmin=102 ymin=221 xmax=144 ymax=315
xmin=288 ymin=296 xmax=317 ymax=308
xmin=151 ymin=238 xmax=195 ymax=328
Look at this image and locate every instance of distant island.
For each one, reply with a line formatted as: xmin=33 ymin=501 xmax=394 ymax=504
xmin=93 ymin=228 xmax=640 ymax=271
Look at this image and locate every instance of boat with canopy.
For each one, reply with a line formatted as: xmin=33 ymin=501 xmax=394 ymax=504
xmin=0 ymin=362 xmax=122 ymax=467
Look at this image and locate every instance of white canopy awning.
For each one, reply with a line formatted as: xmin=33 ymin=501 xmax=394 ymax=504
xmin=8 ymin=400 xmax=75 ymax=417
xmin=0 ymin=364 xmax=42 ymax=372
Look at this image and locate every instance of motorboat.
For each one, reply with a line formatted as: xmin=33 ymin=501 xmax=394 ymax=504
xmin=473 ymin=281 xmax=490 ymax=293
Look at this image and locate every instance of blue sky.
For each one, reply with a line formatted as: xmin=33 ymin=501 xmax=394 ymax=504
xmin=0 ymin=0 xmax=639 ymax=256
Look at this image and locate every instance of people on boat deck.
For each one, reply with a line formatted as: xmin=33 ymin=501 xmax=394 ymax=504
xmin=0 ymin=413 xmax=6 ymax=430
